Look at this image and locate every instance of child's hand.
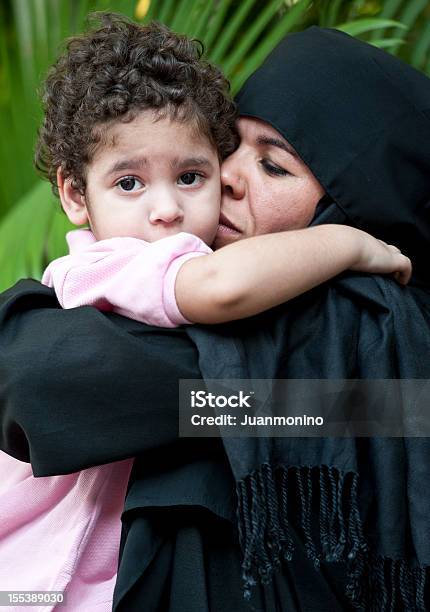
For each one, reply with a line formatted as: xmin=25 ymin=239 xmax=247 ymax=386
xmin=351 ymin=231 xmax=412 ymax=285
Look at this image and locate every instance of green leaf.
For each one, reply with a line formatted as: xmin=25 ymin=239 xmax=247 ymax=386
xmin=378 ymin=0 xmax=404 ymax=19
xmin=191 ymin=0 xmax=216 ymax=42
xmin=370 ymin=38 xmax=405 ymax=50
xmin=397 ymin=0 xmax=427 ymax=28
xmin=209 ymin=0 xmax=256 ymax=65
xmin=0 ymin=181 xmax=60 ymax=291
xmin=230 ymin=0 xmax=312 ymax=93
xmin=336 ymin=18 xmax=407 ymax=37
xmin=154 ymin=0 xmax=176 ymax=25
xmin=170 ymin=0 xmax=202 ymax=33
xmin=45 ymin=208 xmax=74 ymax=263
xmin=11 ymin=0 xmax=36 ymax=97
xmin=411 ymin=19 xmax=430 ymax=69
xmin=326 ymin=0 xmax=343 ymax=28
xmin=198 ymin=0 xmax=233 ymax=50
xmin=389 ymin=0 xmax=428 ymax=54
xmin=222 ymin=0 xmax=285 ymax=75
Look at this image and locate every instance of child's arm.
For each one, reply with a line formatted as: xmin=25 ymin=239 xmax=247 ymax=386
xmin=175 ymin=224 xmax=411 ymax=324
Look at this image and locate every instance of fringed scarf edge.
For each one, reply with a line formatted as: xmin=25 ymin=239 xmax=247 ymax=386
xmin=235 ymin=464 xmax=427 ymax=611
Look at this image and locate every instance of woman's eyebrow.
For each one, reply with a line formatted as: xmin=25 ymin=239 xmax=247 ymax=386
xmin=256 ymin=135 xmax=297 ymax=157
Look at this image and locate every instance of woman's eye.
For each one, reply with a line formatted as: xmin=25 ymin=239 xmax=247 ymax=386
xmin=116 ymin=176 xmax=143 ymax=192
xmin=260 ymin=159 xmax=289 ymax=177
xmin=178 ymin=172 xmax=204 ymax=186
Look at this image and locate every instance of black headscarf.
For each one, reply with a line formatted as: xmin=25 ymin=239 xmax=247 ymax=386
xmin=186 ymin=27 xmax=430 ymax=611
xmin=236 ymin=26 xmax=430 ymax=285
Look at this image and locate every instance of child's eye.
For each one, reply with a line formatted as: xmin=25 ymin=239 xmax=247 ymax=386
xmin=116 ymin=176 xmax=144 ymax=192
xmin=259 ymin=159 xmax=289 ymax=177
xmin=178 ymin=172 xmax=204 ymax=186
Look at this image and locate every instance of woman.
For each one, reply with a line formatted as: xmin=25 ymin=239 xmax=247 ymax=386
xmin=1 ymin=27 xmax=430 ymax=611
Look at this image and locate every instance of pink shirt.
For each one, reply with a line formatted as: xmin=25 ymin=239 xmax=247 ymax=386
xmin=0 ymin=453 xmax=133 ymax=611
xmin=0 ymin=229 xmax=211 ymax=610
xmin=42 ymin=229 xmax=212 ymax=327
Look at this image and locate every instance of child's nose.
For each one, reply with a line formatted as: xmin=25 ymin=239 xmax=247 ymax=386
xmin=149 ymin=198 xmax=183 ymax=225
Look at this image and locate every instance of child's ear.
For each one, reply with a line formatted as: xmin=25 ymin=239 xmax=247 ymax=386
xmin=57 ymin=167 xmax=89 ymax=226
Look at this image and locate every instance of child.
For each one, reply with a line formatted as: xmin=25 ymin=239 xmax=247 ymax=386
xmin=38 ymin=17 xmax=410 ymax=329
xmin=0 ymin=13 xmax=410 ymax=612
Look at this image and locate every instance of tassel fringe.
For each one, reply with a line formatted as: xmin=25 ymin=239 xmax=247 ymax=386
xmin=235 ymin=464 xmax=428 ymax=610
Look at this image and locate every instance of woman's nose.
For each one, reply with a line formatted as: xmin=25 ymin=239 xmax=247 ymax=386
xmin=220 ymin=154 xmax=246 ymax=200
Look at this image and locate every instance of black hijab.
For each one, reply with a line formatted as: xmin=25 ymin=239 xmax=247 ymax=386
xmin=186 ymin=27 xmax=430 ymax=611
xmin=236 ymin=26 xmax=430 ymax=285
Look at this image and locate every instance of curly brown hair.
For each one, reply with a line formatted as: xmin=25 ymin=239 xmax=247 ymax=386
xmin=35 ymin=12 xmax=238 ymax=196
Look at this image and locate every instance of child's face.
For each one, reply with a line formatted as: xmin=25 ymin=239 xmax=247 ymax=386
xmin=62 ymin=110 xmax=221 ymax=245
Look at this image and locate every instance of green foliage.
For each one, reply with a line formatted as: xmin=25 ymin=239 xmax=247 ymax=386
xmin=0 ymin=0 xmax=429 ymax=291
xmin=0 ymin=181 xmax=73 ymax=289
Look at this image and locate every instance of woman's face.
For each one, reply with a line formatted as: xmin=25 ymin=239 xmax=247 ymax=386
xmin=213 ymin=117 xmax=325 ymax=249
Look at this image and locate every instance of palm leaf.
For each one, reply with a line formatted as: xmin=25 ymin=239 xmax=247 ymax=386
xmin=195 ymin=0 xmax=232 ymax=49
xmin=336 ymin=18 xmax=406 ymax=37
xmin=230 ymin=0 xmax=312 ymax=93
xmin=390 ymin=0 xmax=428 ymax=54
xmin=156 ymin=0 xmax=176 ymax=26
xmin=370 ymin=38 xmax=405 ymax=50
xmin=209 ymin=0 xmax=257 ymax=65
xmin=410 ymin=19 xmax=430 ymax=70
xmin=368 ymin=0 xmax=403 ymax=41
xmin=222 ymin=0 xmax=289 ymax=75
xmin=0 ymin=181 xmax=72 ymax=291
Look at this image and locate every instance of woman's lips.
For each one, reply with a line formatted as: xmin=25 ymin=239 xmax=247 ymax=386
xmin=217 ymin=223 xmax=240 ymax=234
xmin=218 ymin=213 xmax=240 ymax=234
